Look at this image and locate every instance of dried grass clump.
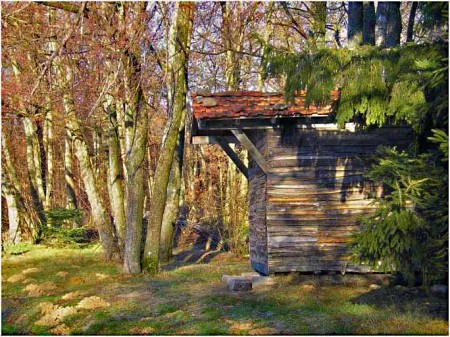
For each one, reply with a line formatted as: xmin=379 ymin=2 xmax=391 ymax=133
xmin=21 ymin=267 xmax=40 ymax=275
xmin=49 ymin=324 xmax=71 ymax=335
xmin=76 ymin=296 xmax=110 ymax=310
xmin=7 ymin=274 xmax=26 ymax=283
xmin=62 ymin=291 xmax=83 ymax=300
xmin=95 ymin=273 xmax=109 ymax=280
xmin=36 ymin=303 xmax=77 ymax=327
xmin=23 ymin=282 xmax=57 ymax=297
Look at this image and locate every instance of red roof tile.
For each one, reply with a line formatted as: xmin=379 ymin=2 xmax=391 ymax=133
xmin=192 ymin=91 xmax=339 ymax=119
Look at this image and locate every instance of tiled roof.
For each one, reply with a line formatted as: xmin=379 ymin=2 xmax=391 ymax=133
xmin=192 ymin=91 xmax=339 ymax=119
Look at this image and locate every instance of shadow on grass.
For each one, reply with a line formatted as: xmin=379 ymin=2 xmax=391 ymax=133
xmin=162 ymin=248 xmax=223 ymax=272
xmin=352 ymin=286 xmax=448 ymax=320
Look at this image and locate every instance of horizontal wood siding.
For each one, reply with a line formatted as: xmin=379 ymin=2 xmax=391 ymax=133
xmin=265 ymin=126 xmax=412 ymax=273
xmin=247 ymin=130 xmax=269 ymax=275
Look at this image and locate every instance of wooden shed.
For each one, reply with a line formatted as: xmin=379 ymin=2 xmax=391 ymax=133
xmin=191 ymin=91 xmax=412 ymax=275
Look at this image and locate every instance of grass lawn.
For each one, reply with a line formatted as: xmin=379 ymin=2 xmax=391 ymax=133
xmin=2 ymin=245 xmax=448 ymax=335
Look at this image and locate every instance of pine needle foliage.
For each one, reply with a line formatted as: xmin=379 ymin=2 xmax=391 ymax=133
xmin=266 ymin=42 xmax=448 ymax=133
xmin=351 ymin=147 xmax=448 ymax=285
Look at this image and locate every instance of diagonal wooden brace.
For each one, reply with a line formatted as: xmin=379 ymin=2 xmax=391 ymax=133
xmin=231 ymin=129 xmax=270 ymax=174
xmin=215 ymin=136 xmax=249 ymax=179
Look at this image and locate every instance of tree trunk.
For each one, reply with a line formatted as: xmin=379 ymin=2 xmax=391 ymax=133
xmin=376 ymin=2 xmax=402 ymax=47
xmin=67 ymin=115 xmax=121 ymax=261
xmin=160 ymin=122 xmax=185 ymax=263
xmin=118 ymin=3 xmax=150 ymax=274
xmin=258 ymin=2 xmax=274 ymax=91
xmin=375 ymin=2 xmax=388 ymax=47
xmin=64 ymin=129 xmax=78 ymax=211
xmin=348 ymin=2 xmax=363 ymax=48
xmin=2 ymin=132 xmax=36 ymax=241
xmin=362 ymin=2 xmax=376 ymax=45
xmin=43 ymin=100 xmax=54 ymax=214
xmin=385 ymin=3 xmax=402 ymax=47
xmin=3 ymin=186 xmax=21 ymax=244
xmin=406 ymin=2 xmax=418 ymax=42
xmin=221 ymin=2 xmax=241 ymax=91
xmin=105 ymin=94 xmax=126 ymax=254
xmin=143 ymin=2 xmax=194 ymax=275
xmin=22 ymin=116 xmax=47 ymax=227
xmin=122 ymin=68 xmax=148 ymax=274
xmin=11 ymin=60 xmax=47 ymax=228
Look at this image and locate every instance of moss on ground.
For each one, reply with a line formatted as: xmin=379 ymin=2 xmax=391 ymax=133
xmin=2 ymin=245 xmax=448 ymax=335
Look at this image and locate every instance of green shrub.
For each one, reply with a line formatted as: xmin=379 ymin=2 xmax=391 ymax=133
xmin=45 ymin=208 xmax=83 ymax=228
xmin=351 ymin=147 xmax=448 ymax=285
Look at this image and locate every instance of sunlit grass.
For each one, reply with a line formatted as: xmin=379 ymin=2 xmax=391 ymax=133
xmin=2 ymin=245 xmax=448 ymax=335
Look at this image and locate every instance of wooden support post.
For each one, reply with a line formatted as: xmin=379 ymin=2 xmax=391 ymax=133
xmin=231 ymin=129 xmax=270 ymax=174
xmin=215 ymin=136 xmax=249 ymax=179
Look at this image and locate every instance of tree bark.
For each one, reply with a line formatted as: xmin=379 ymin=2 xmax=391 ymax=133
xmin=143 ymin=2 xmax=194 ymax=274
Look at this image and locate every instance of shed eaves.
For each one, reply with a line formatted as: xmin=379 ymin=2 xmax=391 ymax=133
xmin=192 ymin=91 xmax=339 ymax=119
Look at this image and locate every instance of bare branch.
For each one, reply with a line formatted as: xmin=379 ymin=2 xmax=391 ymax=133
xmin=280 ymin=2 xmax=309 ymax=40
xmin=27 ymin=3 xmax=86 ymax=106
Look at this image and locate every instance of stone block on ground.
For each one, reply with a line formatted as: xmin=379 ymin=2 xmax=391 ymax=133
xmin=223 ymin=273 xmax=275 ymax=291
xmin=227 ymin=278 xmax=252 ymax=292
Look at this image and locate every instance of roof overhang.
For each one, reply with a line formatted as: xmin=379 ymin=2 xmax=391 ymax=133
xmin=190 ymin=90 xmax=340 ymax=179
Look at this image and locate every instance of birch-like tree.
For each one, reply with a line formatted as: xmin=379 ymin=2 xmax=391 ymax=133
xmin=143 ymin=2 xmax=195 ymax=274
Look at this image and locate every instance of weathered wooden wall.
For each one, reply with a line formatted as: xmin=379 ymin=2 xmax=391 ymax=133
xmin=248 ymin=125 xmax=412 ymax=274
xmin=247 ymin=130 xmax=269 ymax=275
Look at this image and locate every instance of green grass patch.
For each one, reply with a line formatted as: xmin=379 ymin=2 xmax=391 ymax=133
xmin=2 ymin=245 xmax=448 ymax=335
